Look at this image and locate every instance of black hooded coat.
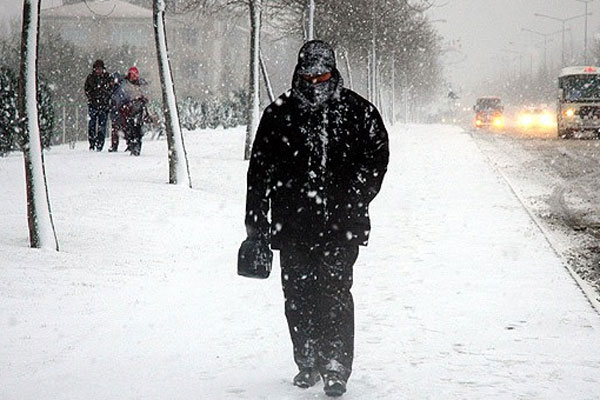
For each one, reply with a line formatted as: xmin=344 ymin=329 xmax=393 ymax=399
xmin=85 ymin=68 xmax=112 ymax=110
xmin=245 ymin=42 xmax=389 ymax=250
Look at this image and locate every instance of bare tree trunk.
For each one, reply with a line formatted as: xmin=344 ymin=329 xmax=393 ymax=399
xmin=377 ymin=60 xmax=383 ymax=114
xmin=244 ymin=0 xmax=261 ymax=160
xmin=19 ymin=0 xmax=59 ymax=251
xmin=367 ymin=55 xmax=371 ymax=101
xmin=390 ymin=57 xmax=395 ymax=124
xmin=153 ymin=0 xmax=192 ymax=187
xmin=306 ymin=0 xmax=315 ymax=41
xmin=370 ymin=2 xmax=376 ymax=104
xmin=343 ymin=48 xmax=353 ymax=90
xmin=259 ymin=49 xmax=275 ymax=103
xmin=301 ymin=8 xmax=308 ymax=41
xmin=375 ymin=60 xmax=383 ymax=109
xmin=371 ymin=37 xmax=377 ymax=105
xmin=404 ymin=86 xmax=409 ymax=123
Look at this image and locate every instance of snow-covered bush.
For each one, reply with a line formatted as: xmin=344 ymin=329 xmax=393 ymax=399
xmin=38 ymin=79 xmax=56 ymax=148
xmin=0 ymin=65 xmax=56 ymax=154
xmin=0 ymin=66 xmax=18 ymax=156
xmin=178 ymin=90 xmax=247 ymax=131
xmin=179 ymin=97 xmax=203 ymax=131
xmin=143 ymin=100 xmax=166 ymax=140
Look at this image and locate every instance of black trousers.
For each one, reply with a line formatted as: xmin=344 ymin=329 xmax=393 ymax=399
xmin=87 ymin=106 xmax=107 ymax=150
xmin=126 ymin=121 xmax=143 ymax=156
xmin=279 ymin=243 xmax=359 ymax=381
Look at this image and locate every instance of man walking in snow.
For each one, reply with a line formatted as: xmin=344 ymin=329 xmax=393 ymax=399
xmin=84 ymin=59 xmax=112 ymax=151
xmin=242 ymin=40 xmax=389 ymax=397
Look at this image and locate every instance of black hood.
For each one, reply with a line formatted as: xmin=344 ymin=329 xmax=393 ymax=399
xmin=297 ymin=40 xmax=336 ymax=75
xmin=292 ymin=40 xmax=343 ymax=109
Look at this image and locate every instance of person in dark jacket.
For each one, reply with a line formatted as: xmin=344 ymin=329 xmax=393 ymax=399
xmin=84 ymin=59 xmax=112 ymax=151
xmin=242 ymin=40 xmax=389 ymax=397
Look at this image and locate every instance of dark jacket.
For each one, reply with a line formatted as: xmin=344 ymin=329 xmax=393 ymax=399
xmin=110 ymin=78 xmax=126 ymax=111
xmin=245 ymin=69 xmax=389 ymax=249
xmin=120 ymin=78 xmax=148 ymax=126
xmin=84 ymin=70 xmax=112 ymax=110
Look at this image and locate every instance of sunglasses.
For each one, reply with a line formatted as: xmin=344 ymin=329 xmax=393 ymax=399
xmin=301 ymin=72 xmax=332 ymax=84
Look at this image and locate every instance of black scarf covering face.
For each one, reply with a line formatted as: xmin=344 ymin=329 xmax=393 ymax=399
xmin=292 ymin=67 xmax=343 ymax=109
xmin=291 ymin=40 xmax=343 ymax=109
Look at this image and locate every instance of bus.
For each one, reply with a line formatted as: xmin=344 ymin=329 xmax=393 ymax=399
xmin=557 ymin=66 xmax=600 ymax=139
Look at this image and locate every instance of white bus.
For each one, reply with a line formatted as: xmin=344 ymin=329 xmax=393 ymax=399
xmin=557 ymin=66 xmax=600 ymax=138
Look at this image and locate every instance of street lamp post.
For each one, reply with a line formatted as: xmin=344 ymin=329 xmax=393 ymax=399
xmin=521 ymin=28 xmax=563 ymax=71
xmin=502 ymin=48 xmax=523 ymax=78
xmin=534 ymin=12 xmax=590 ymax=67
xmin=507 ymin=41 xmax=534 ymax=77
xmin=575 ymin=0 xmax=594 ymax=63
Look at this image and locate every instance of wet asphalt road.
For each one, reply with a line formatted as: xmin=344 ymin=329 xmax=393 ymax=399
xmin=467 ymin=124 xmax=600 ymax=293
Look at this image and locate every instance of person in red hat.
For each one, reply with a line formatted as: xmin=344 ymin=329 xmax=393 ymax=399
xmin=120 ymin=66 xmax=148 ymax=156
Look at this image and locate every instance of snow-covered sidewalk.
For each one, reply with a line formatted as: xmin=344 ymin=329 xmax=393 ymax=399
xmin=1 ymin=124 xmax=599 ymax=399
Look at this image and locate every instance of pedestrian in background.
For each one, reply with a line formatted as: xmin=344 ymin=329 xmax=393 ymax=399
xmin=84 ymin=59 xmax=112 ymax=151
xmin=121 ymin=66 xmax=148 ymax=156
xmin=240 ymin=40 xmax=389 ymax=397
xmin=108 ymin=72 xmax=127 ymax=152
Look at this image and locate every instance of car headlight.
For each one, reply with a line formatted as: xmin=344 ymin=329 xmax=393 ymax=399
xmin=564 ymin=108 xmax=575 ymax=117
xmin=519 ymin=114 xmax=533 ymax=126
xmin=540 ymin=113 xmax=555 ymax=126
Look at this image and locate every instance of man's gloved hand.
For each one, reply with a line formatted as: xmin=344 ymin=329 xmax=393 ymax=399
xmin=237 ymin=235 xmax=272 ymax=279
xmin=245 ymin=225 xmax=269 ymax=242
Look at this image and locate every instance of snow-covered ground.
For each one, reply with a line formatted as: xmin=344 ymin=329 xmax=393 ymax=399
xmin=472 ymin=129 xmax=600 ymax=295
xmin=1 ymin=124 xmax=599 ymax=399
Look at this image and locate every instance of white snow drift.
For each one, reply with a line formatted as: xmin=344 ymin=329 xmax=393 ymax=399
xmin=0 ymin=124 xmax=599 ymax=399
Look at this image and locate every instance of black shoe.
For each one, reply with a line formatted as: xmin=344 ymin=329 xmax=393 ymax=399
xmin=323 ymin=373 xmax=346 ymax=397
xmin=108 ymin=147 xmax=117 ymax=152
xmin=293 ymin=369 xmax=321 ymax=389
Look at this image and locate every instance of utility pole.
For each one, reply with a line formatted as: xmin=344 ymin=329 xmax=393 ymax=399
xmin=534 ymin=12 xmax=590 ymax=67
xmin=575 ymin=0 xmax=594 ymax=63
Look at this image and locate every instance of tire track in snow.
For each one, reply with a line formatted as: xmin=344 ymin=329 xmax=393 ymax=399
xmin=549 ymin=147 xmax=600 ymax=238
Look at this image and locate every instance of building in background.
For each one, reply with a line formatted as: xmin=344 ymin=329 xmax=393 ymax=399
xmin=41 ymin=0 xmax=165 ymax=98
xmin=40 ymin=0 xmax=298 ymax=102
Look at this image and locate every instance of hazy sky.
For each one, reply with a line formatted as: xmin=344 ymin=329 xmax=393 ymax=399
xmin=428 ymin=0 xmax=600 ymax=94
xmin=0 ymin=0 xmax=20 ymax=31
xmin=1 ymin=0 xmax=599 ymax=97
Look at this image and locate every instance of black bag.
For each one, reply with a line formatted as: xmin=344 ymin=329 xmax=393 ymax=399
xmin=237 ymin=238 xmax=272 ymax=279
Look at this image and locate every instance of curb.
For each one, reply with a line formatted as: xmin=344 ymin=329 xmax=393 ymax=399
xmin=469 ymin=129 xmax=600 ymax=315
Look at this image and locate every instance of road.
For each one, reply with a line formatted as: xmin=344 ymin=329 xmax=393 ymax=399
xmin=470 ymin=125 xmax=600 ymax=295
